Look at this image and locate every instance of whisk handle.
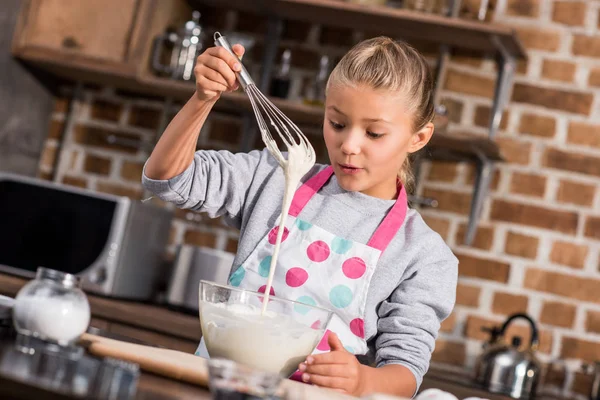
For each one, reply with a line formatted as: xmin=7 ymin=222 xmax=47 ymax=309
xmin=214 ymin=32 xmax=254 ymax=90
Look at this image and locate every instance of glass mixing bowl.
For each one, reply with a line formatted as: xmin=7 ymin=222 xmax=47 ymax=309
xmin=198 ymin=280 xmax=333 ymax=377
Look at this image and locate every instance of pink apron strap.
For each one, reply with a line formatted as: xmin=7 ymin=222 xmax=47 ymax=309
xmin=289 ymin=167 xmax=334 ymax=217
xmin=367 ymin=184 xmax=408 ymax=252
xmin=289 ymin=165 xmax=408 ymax=253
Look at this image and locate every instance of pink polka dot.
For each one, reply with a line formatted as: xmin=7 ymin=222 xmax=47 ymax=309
xmin=286 ymin=267 xmax=309 ymax=287
xmin=268 ymin=226 xmax=289 ymax=245
xmin=349 ymin=318 xmax=365 ymax=338
xmin=311 ymin=320 xmax=321 ymax=330
xmin=307 ymin=240 xmax=330 ymax=262
xmin=342 ymin=257 xmax=367 ymax=279
xmin=317 ymin=329 xmax=332 ymax=351
xmin=258 ymin=285 xmax=276 ymax=302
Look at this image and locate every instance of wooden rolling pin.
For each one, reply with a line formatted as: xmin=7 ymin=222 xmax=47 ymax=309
xmin=79 ymin=333 xmax=359 ymax=400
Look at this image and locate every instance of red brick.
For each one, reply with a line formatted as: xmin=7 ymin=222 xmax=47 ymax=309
xmin=509 ymin=172 xmax=546 ymax=198
xmin=283 ymin=20 xmax=312 ymax=42
xmin=431 ymin=339 xmax=465 ymax=366
xmin=40 ymin=145 xmax=57 ymax=169
xmin=184 ymin=230 xmax=217 ymax=248
xmin=74 ymin=125 xmax=140 ymax=154
xmin=585 ymin=310 xmax=600 ymax=334
xmin=541 ymin=59 xmax=576 ymax=82
xmin=456 ymin=252 xmax=510 ymax=283
xmin=465 ymin=315 xmax=553 ymax=354
xmin=91 ymin=99 xmax=122 ymax=122
xmin=422 ymin=215 xmax=451 ymax=240
xmin=572 ymin=372 xmax=594 ymax=395
xmin=48 ymin=120 xmax=65 ymax=140
xmin=440 ymin=313 xmax=457 ymax=333
xmin=451 ymin=49 xmax=483 ymax=68
xmin=552 ymin=1 xmax=587 ymax=26
xmin=567 ymin=121 xmax=600 ymax=149
xmin=497 ymin=137 xmax=531 ymax=165
xmin=96 ymin=182 xmax=142 ymax=200
xmin=572 ymin=35 xmax=600 ymax=59
xmin=550 ymin=240 xmax=589 ymax=269
xmin=589 ymin=68 xmax=600 ymax=87
xmin=540 ymin=301 xmax=576 ymax=328
xmin=320 ymin=26 xmax=355 ymax=47
xmin=506 ymin=0 xmax=540 ymax=18
xmin=543 ymin=147 xmax=600 ymax=178
xmin=525 ymin=268 xmax=600 ymax=304
xmin=226 ymin=238 xmax=239 ymax=254
xmin=456 ymin=283 xmax=480 ymax=307
xmin=84 ymin=154 xmax=111 ymax=175
xmin=505 ymin=231 xmax=539 ymax=259
xmin=561 ymin=336 xmax=600 ymax=362
xmin=421 ymin=188 xmax=472 ymax=215
xmin=128 ymin=106 xmax=162 ymax=130
xmin=518 ymin=113 xmax=556 ymax=138
xmin=511 ymin=26 xmax=561 ymax=52
xmin=54 ymin=96 xmax=69 ymax=113
xmin=427 ymin=161 xmax=457 ymax=182
xmin=544 ymin=364 xmax=566 ymax=389
xmin=491 ymin=292 xmax=528 ymax=316
xmin=584 ymin=216 xmax=600 ymax=240
xmin=473 ymin=105 xmax=508 ymax=130
xmin=491 ymin=199 xmax=578 ymax=235
xmin=557 ymin=179 xmax=596 ymax=207
xmin=455 ymin=223 xmax=494 ymax=250
xmin=440 ymin=98 xmax=463 ymax=123
xmin=512 ymin=83 xmax=593 ymax=115
xmin=121 ymin=161 xmax=144 ymax=182
xmin=208 ymin=117 xmax=243 ymax=144
xmin=61 ymin=176 xmax=87 ymax=189
xmin=444 ymin=69 xmax=495 ymax=98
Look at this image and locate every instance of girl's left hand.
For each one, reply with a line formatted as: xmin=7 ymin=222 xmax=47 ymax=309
xmin=298 ymin=332 xmax=366 ymax=396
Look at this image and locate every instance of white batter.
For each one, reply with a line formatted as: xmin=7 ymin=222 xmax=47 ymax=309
xmin=199 ymin=301 xmax=322 ymax=376
xmin=260 ymin=137 xmax=315 ymax=314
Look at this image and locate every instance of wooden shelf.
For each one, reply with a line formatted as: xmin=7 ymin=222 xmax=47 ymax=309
xmin=191 ymin=0 xmax=526 ymax=59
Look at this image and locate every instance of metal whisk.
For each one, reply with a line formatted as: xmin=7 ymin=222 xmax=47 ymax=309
xmin=213 ymin=32 xmax=315 ymax=178
xmin=214 ymin=32 xmax=316 ymax=312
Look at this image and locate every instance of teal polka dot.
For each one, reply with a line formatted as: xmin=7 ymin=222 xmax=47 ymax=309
xmin=295 ymin=219 xmax=312 ymax=231
xmin=294 ymin=295 xmax=317 ymax=315
xmin=344 ymin=346 xmax=355 ymax=354
xmin=259 ymin=256 xmax=272 ymax=278
xmin=229 ymin=267 xmax=245 ymax=287
xmin=331 ymin=236 xmax=353 ymax=254
xmin=329 ymin=285 xmax=353 ymax=308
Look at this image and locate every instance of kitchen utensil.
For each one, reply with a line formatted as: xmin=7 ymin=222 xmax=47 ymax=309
xmin=166 ymin=246 xmax=234 ymax=312
xmin=151 ymin=11 xmax=205 ymax=81
xmin=81 ymin=333 xmax=355 ymax=400
xmin=198 ymin=280 xmax=333 ymax=377
xmin=474 ymin=313 xmax=542 ymax=399
xmin=13 ymin=267 xmax=90 ymax=345
xmin=214 ymin=32 xmax=316 ymax=308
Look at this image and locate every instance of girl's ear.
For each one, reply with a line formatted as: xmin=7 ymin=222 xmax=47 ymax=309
xmin=409 ymin=122 xmax=434 ymax=154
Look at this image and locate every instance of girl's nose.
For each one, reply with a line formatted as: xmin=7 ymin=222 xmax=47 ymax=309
xmin=340 ymin=130 xmax=362 ymax=155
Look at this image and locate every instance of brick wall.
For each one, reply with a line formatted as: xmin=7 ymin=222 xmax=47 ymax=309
xmin=37 ymin=0 xmax=600 ymax=397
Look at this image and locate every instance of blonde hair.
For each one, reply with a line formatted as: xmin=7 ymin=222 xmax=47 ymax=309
xmin=326 ymin=36 xmax=435 ymax=193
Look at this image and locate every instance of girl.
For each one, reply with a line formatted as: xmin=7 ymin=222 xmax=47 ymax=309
xmin=143 ymin=37 xmax=458 ymax=398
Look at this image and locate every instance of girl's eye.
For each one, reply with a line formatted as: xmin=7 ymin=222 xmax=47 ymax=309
xmin=367 ymin=131 xmax=384 ymax=139
xmin=329 ymin=120 xmax=344 ymax=130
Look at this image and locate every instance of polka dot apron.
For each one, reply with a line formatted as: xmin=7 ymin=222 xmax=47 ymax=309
xmin=195 ymin=166 xmax=408 ymax=373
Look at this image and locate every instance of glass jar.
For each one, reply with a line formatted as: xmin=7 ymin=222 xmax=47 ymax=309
xmin=13 ymin=268 xmax=90 ymax=345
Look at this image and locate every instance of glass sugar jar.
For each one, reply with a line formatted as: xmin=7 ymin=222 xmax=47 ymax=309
xmin=13 ymin=268 xmax=91 ymax=345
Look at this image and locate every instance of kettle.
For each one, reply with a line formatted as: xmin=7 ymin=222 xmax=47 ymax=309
xmin=474 ymin=313 xmax=542 ymax=399
xmin=151 ymin=11 xmax=205 ymax=81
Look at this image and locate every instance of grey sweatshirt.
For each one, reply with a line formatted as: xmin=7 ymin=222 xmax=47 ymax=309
xmin=142 ymin=148 xmax=458 ymax=389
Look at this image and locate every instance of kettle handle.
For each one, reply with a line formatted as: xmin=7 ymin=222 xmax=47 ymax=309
xmin=500 ymin=313 xmax=539 ymax=349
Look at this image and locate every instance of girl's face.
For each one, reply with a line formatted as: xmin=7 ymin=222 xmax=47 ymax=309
xmin=323 ymin=84 xmax=434 ymax=200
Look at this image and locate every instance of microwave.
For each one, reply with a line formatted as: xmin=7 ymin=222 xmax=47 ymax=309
xmin=0 ymin=173 xmax=173 ymax=300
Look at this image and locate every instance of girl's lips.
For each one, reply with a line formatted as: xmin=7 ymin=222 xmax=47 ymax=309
xmin=338 ymin=163 xmax=362 ymax=174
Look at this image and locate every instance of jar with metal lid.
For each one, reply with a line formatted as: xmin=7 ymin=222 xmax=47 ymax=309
xmin=12 ymin=268 xmax=90 ymax=345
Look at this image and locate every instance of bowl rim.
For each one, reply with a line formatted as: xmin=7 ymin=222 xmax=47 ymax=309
xmin=199 ymin=279 xmax=334 ymax=316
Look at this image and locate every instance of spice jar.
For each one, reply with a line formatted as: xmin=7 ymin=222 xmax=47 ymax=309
xmin=13 ymin=268 xmax=90 ymax=345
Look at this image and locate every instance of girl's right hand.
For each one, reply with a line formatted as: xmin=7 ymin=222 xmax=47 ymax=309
xmin=193 ymin=45 xmax=245 ymax=102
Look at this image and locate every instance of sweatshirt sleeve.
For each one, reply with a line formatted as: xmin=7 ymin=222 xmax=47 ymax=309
xmin=141 ymin=148 xmax=275 ymax=224
xmin=374 ymin=243 xmax=458 ymax=391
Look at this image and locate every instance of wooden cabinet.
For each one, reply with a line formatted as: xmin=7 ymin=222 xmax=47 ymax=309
xmin=13 ymin=0 xmax=140 ymax=63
